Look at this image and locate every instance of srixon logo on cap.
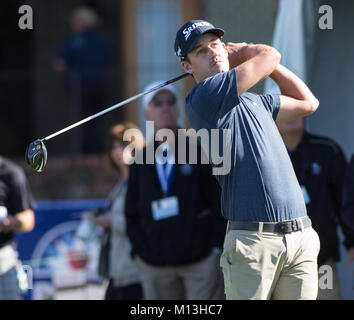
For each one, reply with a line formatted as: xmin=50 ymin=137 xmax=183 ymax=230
xmin=183 ymin=21 xmax=212 ymax=41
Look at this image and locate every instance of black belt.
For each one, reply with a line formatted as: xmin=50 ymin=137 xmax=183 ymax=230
xmin=228 ymin=216 xmax=312 ymax=234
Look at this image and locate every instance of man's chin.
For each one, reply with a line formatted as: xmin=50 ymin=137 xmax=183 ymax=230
xmin=212 ymin=63 xmax=229 ymax=74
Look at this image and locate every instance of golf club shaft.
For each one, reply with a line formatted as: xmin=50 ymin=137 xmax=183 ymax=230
xmin=43 ymin=73 xmax=189 ymax=142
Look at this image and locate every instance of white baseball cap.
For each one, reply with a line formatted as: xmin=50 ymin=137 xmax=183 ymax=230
xmin=142 ymin=81 xmax=178 ymax=110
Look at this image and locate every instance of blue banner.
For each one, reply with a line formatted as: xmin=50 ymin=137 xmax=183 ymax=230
xmin=15 ymin=199 xmax=108 ymax=300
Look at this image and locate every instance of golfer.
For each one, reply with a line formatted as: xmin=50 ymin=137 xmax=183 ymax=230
xmin=174 ymin=20 xmax=320 ymax=300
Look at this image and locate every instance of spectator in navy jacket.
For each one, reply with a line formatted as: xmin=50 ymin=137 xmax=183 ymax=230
xmin=53 ymin=6 xmax=111 ymax=154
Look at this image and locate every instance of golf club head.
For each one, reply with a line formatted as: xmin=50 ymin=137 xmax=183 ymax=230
xmin=25 ymin=139 xmax=47 ymax=172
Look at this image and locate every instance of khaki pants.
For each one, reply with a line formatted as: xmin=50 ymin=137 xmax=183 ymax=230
xmin=220 ymin=225 xmax=320 ymax=300
xmin=135 ymin=250 xmax=225 ymax=300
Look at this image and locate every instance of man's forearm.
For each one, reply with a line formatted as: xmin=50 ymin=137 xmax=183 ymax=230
xmin=242 ymin=44 xmax=277 ymax=60
xmin=227 ymin=43 xmax=280 ymax=69
xmin=0 ymin=210 xmax=34 ymax=233
xmin=269 ymin=64 xmax=318 ymax=105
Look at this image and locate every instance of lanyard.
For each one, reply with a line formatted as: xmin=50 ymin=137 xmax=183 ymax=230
xmin=156 ymin=162 xmax=175 ymax=197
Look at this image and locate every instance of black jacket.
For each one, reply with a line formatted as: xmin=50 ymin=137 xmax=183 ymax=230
xmin=125 ymin=137 xmax=226 ymax=266
xmin=288 ymin=132 xmax=354 ymax=265
xmin=0 ymin=157 xmax=34 ymax=247
xmin=341 ymin=154 xmax=354 ymax=232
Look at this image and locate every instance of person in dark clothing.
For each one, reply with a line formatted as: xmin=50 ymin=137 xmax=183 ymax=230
xmin=125 ymin=81 xmax=226 ymax=300
xmin=341 ymin=154 xmax=354 ymax=265
xmin=53 ymin=6 xmax=110 ymax=154
xmin=0 ymin=156 xmax=35 ymax=299
xmin=277 ymin=117 xmax=354 ymax=299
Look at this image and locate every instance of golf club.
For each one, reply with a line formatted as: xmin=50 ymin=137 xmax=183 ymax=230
xmin=25 ymin=73 xmax=190 ymax=172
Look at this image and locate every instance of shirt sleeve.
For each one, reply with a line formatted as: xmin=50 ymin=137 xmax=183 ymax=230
xmin=56 ymin=35 xmax=79 ymax=66
xmin=56 ymin=37 xmax=72 ymax=61
xmin=258 ymin=94 xmax=281 ymax=121
xmin=186 ymin=69 xmax=240 ymax=129
xmin=8 ymin=167 xmax=34 ymax=215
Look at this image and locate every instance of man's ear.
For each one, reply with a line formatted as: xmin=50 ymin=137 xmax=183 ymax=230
xmin=181 ymin=61 xmax=193 ymax=75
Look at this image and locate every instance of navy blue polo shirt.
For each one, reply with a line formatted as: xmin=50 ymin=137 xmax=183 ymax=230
xmin=186 ymin=69 xmax=307 ymax=222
